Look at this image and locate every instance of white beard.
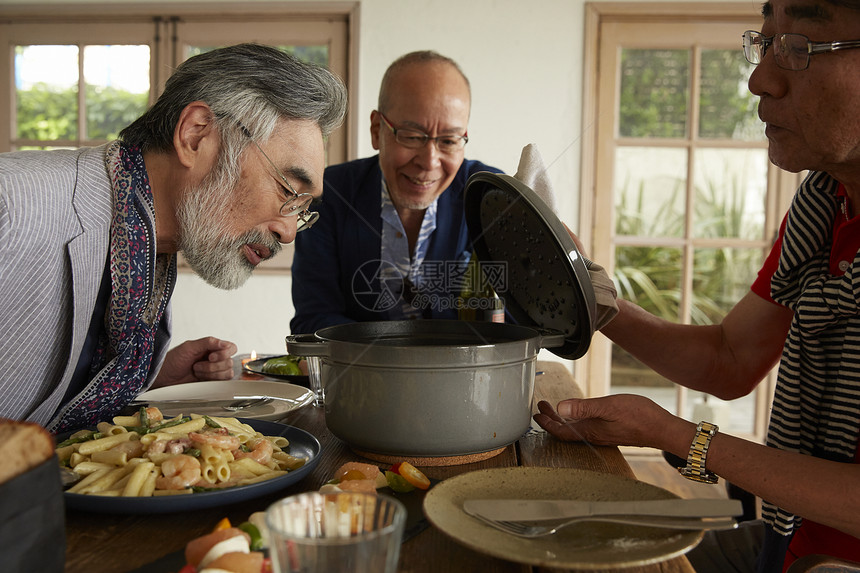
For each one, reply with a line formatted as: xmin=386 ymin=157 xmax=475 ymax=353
xmin=177 ymin=162 xmax=281 ymax=290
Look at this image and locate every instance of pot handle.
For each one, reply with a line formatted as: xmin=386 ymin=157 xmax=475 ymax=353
xmin=535 ymin=329 xmax=567 ymax=349
xmin=285 ymin=334 xmax=330 ymax=358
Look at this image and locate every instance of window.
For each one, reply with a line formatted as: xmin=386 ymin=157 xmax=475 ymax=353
xmin=0 ymin=3 xmax=353 ymax=271
xmin=580 ymin=3 xmax=802 ymax=442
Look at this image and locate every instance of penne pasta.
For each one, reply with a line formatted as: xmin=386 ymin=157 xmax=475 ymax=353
xmin=229 ymin=456 xmax=273 ymax=476
xmin=77 ymin=432 xmax=134 ymax=455
xmin=91 ymin=449 xmax=129 ymax=467
xmin=55 ymin=444 xmax=76 ymax=462
xmin=70 ymin=460 xmax=114 ymax=475
xmin=157 ymin=417 xmax=207 ymax=435
xmin=273 ymin=451 xmax=307 ymax=471
xmin=269 ymin=435 xmax=289 ymax=448
xmin=57 ymin=407 xmax=306 ymax=498
xmin=67 ymin=468 xmax=112 ymax=494
xmin=122 ymin=461 xmax=155 ymax=497
xmin=97 ymin=421 xmax=128 ymax=436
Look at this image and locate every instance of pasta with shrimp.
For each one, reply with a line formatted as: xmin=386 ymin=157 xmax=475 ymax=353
xmin=56 ymin=408 xmax=306 ymax=497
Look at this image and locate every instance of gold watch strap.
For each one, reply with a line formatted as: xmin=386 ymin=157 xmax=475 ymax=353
xmin=678 ymin=421 xmax=719 ymax=484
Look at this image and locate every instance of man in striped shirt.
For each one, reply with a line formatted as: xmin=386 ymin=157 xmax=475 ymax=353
xmin=535 ymin=1 xmax=860 ymax=571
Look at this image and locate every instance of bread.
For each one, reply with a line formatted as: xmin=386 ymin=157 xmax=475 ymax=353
xmin=0 ymin=418 xmax=55 ymax=485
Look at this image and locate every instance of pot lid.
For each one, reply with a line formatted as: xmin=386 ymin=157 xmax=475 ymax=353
xmin=464 ymin=172 xmax=596 ymax=359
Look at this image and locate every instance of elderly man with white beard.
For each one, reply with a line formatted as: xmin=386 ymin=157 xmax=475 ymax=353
xmin=0 ymin=43 xmax=347 ymax=433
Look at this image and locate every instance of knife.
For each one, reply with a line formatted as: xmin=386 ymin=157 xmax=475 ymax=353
xmin=462 ymin=498 xmax=743 ymax=522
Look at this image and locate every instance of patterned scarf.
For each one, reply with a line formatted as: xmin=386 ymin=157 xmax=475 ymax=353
xmin=764 ymin=170 xmax=860 ymax=535
xmin=49 ymin=142 xmax=176 ymax=433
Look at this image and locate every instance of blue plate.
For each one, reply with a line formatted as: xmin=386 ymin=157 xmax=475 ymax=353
xmin=62 ymin=419 xmax=321 ymax=514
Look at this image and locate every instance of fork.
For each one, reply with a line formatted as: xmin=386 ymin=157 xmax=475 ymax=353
xmin=221 ymin=397 xmax=273 ymax=411
xmin=129 ymin=396 xmax=274 ymax=412
xmin=470 ymin=512 xmax=738 ymax=538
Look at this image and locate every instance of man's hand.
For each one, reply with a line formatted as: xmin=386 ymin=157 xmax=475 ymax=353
xmin=533 ymin=394 xmax=685 ymax=451
xmin=152 ymin=337 xmax=238 ymax=388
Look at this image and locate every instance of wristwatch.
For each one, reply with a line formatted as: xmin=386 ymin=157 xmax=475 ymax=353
xmin=678 ymin=421 xmax=719 ymax=484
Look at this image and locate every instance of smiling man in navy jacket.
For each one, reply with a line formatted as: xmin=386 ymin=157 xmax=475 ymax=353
xmin=290 ymin=51 xmax=501 ymax=334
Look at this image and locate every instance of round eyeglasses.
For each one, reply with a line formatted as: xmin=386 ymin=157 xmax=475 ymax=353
xmin=241 ymin=128 xmax=319 ymax=232
xmin=378 ymin=112 xmax=468 ymax=154
xmin=743 ymin=30 xmax=860 ymax=71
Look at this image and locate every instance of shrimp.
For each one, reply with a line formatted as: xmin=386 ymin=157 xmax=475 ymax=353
xmin=189 ymin=428 xmax=240 ymax=451
xmin=166 ymin=438 xmax=192 ymax=454
xmin=146 ymin=440 xmax=168 ymax=455
xmin=132 ymin=407 xmax=163 ymax=425
xmin=156 ymin=454 xmax=201 ymax=490
xmin=146 ymin=437 xmax=191 ymax=456
xmin=233 ymin=438 xmax=274 ymax=465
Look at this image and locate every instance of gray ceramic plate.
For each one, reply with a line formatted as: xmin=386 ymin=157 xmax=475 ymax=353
xmin=423 ymin=467 xmax=702 ymax=570
xmin=134 ymin=380 xmax=313 ymax=421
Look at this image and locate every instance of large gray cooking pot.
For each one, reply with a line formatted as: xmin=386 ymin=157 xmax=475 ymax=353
xmin=286 ymin=320 xmax=564 ymax=457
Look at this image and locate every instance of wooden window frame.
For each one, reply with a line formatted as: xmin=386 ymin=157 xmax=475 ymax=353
xmin=578 ymin=2 xmax=801 ymax=442
xmin=0 ymin=2 xmax=359 ymax=274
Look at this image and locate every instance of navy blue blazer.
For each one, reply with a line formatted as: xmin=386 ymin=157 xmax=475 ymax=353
xmin=290 ymin=155 xmax=501 ymax=334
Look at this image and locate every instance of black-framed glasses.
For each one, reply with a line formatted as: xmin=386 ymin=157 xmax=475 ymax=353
xmin=743 ymin=29 xmax=860 ymax=71
xmin=378 ymin=112 xmax=468 ymax=154
xmin=239 ymin=124 xmax=319 ymax=232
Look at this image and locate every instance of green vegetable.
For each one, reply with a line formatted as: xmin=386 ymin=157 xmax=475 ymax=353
xmin=149 ymin=416 xmax=191 ymax=432
xmin=239 ymin=522 xmax=264 ymax=551
xmin=204 ymin=415 xmax=221 ymax=428
xmin=261 ymin=355 xmax=303 ymax=376
xmin=123 ymin=415 xmax=191 ymax=435
xmin=191 ymin=485 xmax=222 ymax=493
xmin=56 ymin=431 xmax=102 ymax=449
xmin=385 ymin=470 xmax=415 ymax=493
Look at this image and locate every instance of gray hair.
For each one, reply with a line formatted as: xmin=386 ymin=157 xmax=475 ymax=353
xmin=378 ymin=50 xmax=470 ymax=113
xmin=119 ymin=43 xmax=347 ymax=156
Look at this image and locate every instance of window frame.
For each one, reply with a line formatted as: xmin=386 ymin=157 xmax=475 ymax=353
xmin=0 ymin=2 xmax=358 ymax=273
xmin=579 ymin=2 xmax=802 ymax=442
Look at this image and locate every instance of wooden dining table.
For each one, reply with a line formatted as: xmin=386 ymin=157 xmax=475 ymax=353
xmin=64 ymin=360 xmax=695 ymax=573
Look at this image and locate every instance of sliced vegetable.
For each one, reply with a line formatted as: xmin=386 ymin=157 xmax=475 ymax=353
xmin=261 ymin=355 xmax=303 ymax=376
xmin=341 ymin=469 xmax=367 ymax=481
xmin=385 ymin=470 xmax=415 ymax=493
xmin=334 ymin=462 xmax=381 ymax=482
xmin=239 ymin=521 xmax=264 ymax=551
xmin=55 ymin=431 xmax=102 ymax=448
xmin=396 ymin=462 xmax=430 ymax=490
xmin=213 ymin=517 xmax=232 ymax=531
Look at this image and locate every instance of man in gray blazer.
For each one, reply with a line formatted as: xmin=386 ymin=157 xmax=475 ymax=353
xmin=0 ymin=44 xmax=347 ymax=433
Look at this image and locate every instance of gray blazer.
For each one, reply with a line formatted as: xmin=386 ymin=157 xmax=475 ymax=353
xmin=0 ymin=145 xmax=171 ymax=427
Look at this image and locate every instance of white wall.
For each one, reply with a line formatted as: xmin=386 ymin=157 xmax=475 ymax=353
xmin=2 ymin=0 xmax=732 ymax=357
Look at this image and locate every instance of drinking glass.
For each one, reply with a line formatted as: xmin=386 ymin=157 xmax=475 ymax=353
xmin=305 ymin=356 xmax=324 ymax=406
xmin=266 ymin=492 xmax=406 ymax=573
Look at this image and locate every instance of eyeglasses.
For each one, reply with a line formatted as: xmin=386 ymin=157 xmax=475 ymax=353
xmin=378 ymin=112 xmax=468 ymax=154
xmin=743 ymin=30 xmax=860 ymax=71
xmin=239 ymin=125 xmax=319 ymax=232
